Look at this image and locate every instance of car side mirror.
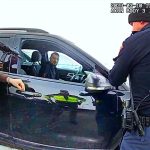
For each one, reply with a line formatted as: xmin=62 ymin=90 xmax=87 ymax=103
xmin=85 ymin=73 xmax=112 ymax=92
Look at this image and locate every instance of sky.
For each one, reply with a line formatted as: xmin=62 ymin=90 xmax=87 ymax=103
xmin=0 ymin=0 xmax=150 ymax=69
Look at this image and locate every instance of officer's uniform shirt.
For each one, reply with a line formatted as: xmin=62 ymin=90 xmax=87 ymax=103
xmin=109 ymin=23 xmax=150 ymax=115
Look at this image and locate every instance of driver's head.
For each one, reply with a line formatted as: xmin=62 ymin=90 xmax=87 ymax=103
xmin=50 ymin=52 xmax=59 ymax=66
xmin=128 ymin=4 xmax=150 ymax=32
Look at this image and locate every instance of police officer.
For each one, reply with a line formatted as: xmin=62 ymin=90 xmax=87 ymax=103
xmin=0 ymin=74 xmax=25 ymax=91
xmin=108 ymin=4 xmax=150 ymax=150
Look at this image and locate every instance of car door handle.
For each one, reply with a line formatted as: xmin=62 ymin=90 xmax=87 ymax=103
xmin=16 ymin=90 xmax=42 ymax=97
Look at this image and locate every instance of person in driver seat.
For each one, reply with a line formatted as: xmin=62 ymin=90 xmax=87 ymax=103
xmin=42 ymin=52 xmax=59 ymax=80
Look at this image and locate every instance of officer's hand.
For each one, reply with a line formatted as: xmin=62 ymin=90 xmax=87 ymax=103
xmin=7 ymin=78 xmax=25 ymax=91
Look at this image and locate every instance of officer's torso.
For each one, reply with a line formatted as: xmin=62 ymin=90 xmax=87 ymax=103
xmin=130 ymin=26 xmax=150 ymax=114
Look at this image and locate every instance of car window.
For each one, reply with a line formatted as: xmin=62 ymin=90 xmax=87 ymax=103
xmin=0 ymin=50 xmax=5 ymax=71
xmin=19 ymin=49 xmax=41 ymax=76
xmin=21 ymin=49 xmax=39 ymax=65
xmin=19 ymin=40 xmax=95 ymax=81
xmin=0 ymin=49 xmax=18 ymax=73
xmin=19 ymin=40 xmax=109 ymax=85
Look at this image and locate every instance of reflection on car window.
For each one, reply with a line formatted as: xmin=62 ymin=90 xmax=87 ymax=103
xmin=0 ymin=49 xmax=18 ymax=73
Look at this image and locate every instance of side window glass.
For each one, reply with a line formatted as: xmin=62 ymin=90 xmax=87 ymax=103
xmin=0 ymin=49 xmax=18 ymax=73
xmin=3 ymin=55 xmax=18 ymax=73
xmin=0 ymin=50 xmax=5 ymax=71
xmin=0 ymin=39 xmax=18 ymax=74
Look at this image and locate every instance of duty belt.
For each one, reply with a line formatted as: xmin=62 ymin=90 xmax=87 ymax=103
xmin=139 ymin=116 xmax=150 ymax=127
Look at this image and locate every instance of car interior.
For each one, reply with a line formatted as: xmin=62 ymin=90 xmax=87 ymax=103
xmin=19 ymin=40 xmax=93 ymax=83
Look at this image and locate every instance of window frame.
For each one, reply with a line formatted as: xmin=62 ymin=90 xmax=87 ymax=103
xmin=18 ymin=38 xmax=96 ymax=84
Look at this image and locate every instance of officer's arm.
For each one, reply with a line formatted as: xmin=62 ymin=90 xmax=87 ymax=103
xmin=108 ymin=32 xmax=150 ymax=86
xmin=108 ymin=50 xmax=130 ymax=86
xmin=108 ymin=35 xmax=144 ymax=87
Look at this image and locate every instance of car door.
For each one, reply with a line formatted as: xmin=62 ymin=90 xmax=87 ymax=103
xmin=0 ymin=37 xmax=20 ymax=145
xmin=7 ymin=36 xmax=124 ymax=149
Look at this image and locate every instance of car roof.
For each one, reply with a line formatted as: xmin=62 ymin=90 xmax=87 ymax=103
xmin=0 ymin=28 xmax=76 ymax=45
xmin=0 ymin=28 xmax=107 ymax=69
xmin=0 ymin=28 xmax=49 ymax=35
xmin=0 ymin=28 xmax=108 ymax=73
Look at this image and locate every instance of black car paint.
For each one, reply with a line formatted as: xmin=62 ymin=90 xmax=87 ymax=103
xmin=0 ymin=29 xmax=129 ymax=149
